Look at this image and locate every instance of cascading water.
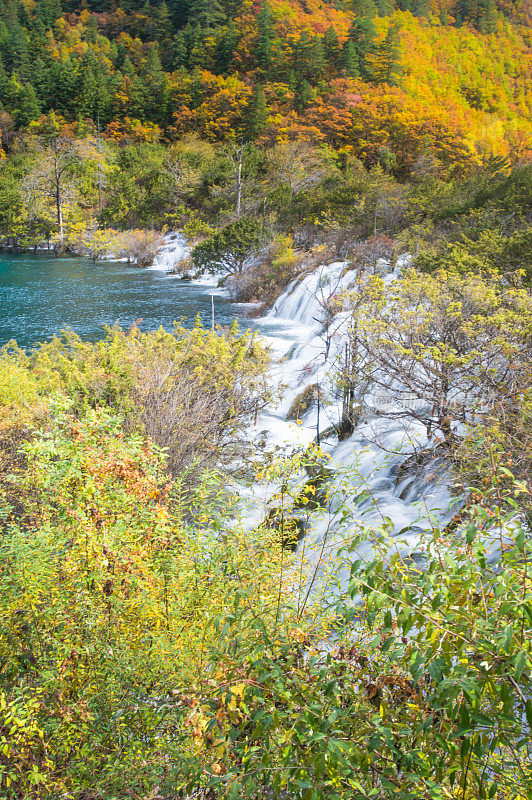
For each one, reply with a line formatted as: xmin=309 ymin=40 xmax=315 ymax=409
xmin=150 ymin=232 xmax=190 ymax=273
xmin=240 ymin=257 xmax=455 ymax=592
xmin=148 ymin=233 xmax=455 ymax=592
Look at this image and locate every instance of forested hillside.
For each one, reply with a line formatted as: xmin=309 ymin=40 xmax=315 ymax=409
xmin=0 ymin=0 xmax=530 ymax=263
xmin=0 ymin=0 xmax=530 ymax=160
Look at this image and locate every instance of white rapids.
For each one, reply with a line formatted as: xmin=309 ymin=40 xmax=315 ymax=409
xmin=150 ymin=233 xmax=456 ymax=596
xmin=238 ymin=257 xmax=455 ymax=596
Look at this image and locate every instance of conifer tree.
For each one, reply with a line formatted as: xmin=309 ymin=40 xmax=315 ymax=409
xmin=368 ymin=21 xmax=402 ymax=85
xmin=190 ymin=0 xmax=226 ymax=30
xmin=154 ymin=2 xmax=173 ymax=65
xmin=256 ymin=1 xmax=275 ymax=75
xmin=294 ymin=78 xmax=312 ymax=112
xmin=324 ymin=26 xmax=340 ymax=69
xmin=244 ymin=84 xmax=267 ymax=141
xmin=216 ymin=21 xmax=238 ymax=73
xmin=341 ymin=40 xmax=360 ymax=78
xmin=308 ymin=36 xmax=327 ymax=82
xmin=347 ymin=17 xmax=377 ymax=80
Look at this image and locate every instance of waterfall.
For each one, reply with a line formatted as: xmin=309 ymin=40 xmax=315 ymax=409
xmin=243 ymin=256 xmax=454 ymax=594
xmin=150 ymin=232 xmax=190 ymax=272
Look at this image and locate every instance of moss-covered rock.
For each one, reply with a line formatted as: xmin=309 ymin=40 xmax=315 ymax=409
xmin=287 ymin=383 xmax=319 ymax=421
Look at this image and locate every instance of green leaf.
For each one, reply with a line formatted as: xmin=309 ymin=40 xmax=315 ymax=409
xmin=526 ymin=699 xmax=532 ymax=729
xmin=513 ymin=649 xmax=528 ymax=680
xmin=466 ymin=524 xmax=477 ymax=544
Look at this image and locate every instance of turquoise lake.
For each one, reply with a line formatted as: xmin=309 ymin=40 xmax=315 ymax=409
xmin=0 ymin=252 xmax=242 ymax=350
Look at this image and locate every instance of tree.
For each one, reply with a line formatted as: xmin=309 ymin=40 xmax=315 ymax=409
xmin=244 ymin=85 xmax=267 ymax=142
xmin=192 ymin=218 xmax=264 ymax=274
xmin=294 ymin=78 xmax=312 ymax=112
xmin=337 ymin=267 xmax=532 ymax=443
xmin=367 ymin=22 xmax=403 ymax=86
xmin=341 ymin=40 xmax=360 ymax=78
xmin=27 ymin=117 xmax=83 ymax=242
xmin=323 ymin=26 xmax=341 ymax=69
xmin=190 ymin=0 xmax=226 ymax=30
xmin=221 ymin=142 xmax=248 ymax=219
xmin=256 ymin=1 xmax=275 ymax=75
xmin=346 ymin=17 xmax=377 ymax=80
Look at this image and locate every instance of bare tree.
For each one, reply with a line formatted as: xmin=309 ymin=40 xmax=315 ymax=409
xmin=27 ymin=133 xmax=82 ymax=243
xmin=332 ymin=268 xmax=532 ymax=445
xmin=221 ymin=142 xmax=247 ymax=219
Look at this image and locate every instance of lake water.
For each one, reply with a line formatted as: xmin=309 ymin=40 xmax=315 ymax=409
xmin=0 ymin=252 xmax=243 ymax=350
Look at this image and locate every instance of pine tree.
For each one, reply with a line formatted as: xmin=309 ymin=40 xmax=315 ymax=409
xmin=50 ymin=57 xmax=77 ymax=117
xmin=0 ymin=53 xmax=8 ymax=103
xmin=6 ymin=75 xmax=40 ymax=126
xmin=341 ymin=40 xmax=360 ymax=78
xmin=17 ymin=82 xmax=40 ymax=126
xmin=244 ymin=84 xmax=268 ymax=141
xmin=294 ymin=30 xmax=313 ymax=80
xmin=323 ymin=26 xmax=340 ymax=69
xmin=308 ymin=36 xmax=327 ymax=82
xmin=190 ymin=0 xmax=226 ymax=31
xmin=154 ymin=2 xmax=173 ymax=66
xmin=171 ymin=30 xmax=188 ymax=69
xmin=367 ymin=22 xmax=402 ymax=85
xmin=29 ymin=57 xmax=49 ymax=109
xmin=76 ymin=50 xmax=99 ymax=118
xmin=294 ymin=78 xmax=312 ymax=112
xmin=347 ymin=17 xmax=377 ymax=79
xmin=478 ymin=0 xmax=497 ymax=33
xmin=256 ymin=1 xmax=275 ymax=75
xmin=348 ymin=0 xmax=378 ymax=16
xmin=85 ymin=15 xmax=99 ymax=44
xmin=142 ymin=45 xmax=170 ymax=125
xmin=216 ymin=21 xmax=239 ymax=74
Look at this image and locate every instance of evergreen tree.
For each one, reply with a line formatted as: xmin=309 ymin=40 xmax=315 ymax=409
xmin=76 ymin=50 xmax=99 ymax=118
xmin=85 ymin=14 xmax=99 ymax=44
xmin=171 ymin=30 xmax=188 ymax=69
xmin=17 ymin=81 xmax=40 ymax=126
xmin=478 ymin=0 xmax=497 ymax=32
xmin=141 ymin=45 xmax=170 ymax=124
xmin=374 ymin=0 xmax=395 ymax=14
xmin=50 ymin=56 xmax=77 ymax=117
xmin=190 ymin=0 xmax=225 ymax=31
xmin=294 ymin=78 xmax=312 ymax=112
xmin=348 ymin=0 xmax=378 ymax=16
xmin=216 ymin=21 xmax=239 ymax=74
xmin=244 ymin=84 xmax=267 ymax=141
xmin=0 ymin=53 xmax=8 ymax=103
xmin=323 ymin=26 xmax=340 ymax=69
xmin=293 ymin=30 xmax=313 ymax=80
xmin=368 ymin=22 xmax=402 ymax=85
xmin=256 ymin=2 xmax=275 ymax=75
xmin=6 ymin=75 xmax=40 ymax=126
xmin=308 ymin=36 xmax=327 ymax=82
xmin=154 ymin=1 xmax=173 ymax=66
xmin=347 ymin=17 xmax=377 ymax=79
xmin=341 ymin=40 xmax=360 ymax=78
xmin=29 ymin=57 xmax=49 ymax=109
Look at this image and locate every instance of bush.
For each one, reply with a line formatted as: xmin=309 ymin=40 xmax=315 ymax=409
xmin=228 ymin=234 xmax=307 ymax=305
xmin=192 ymin=218 xmax=265 ymax=275
xmin=1 ymin=322 xmax=271 ymax=478
xmin=114 ymin=228 xmax=165 ymax=266
xmin=186 ymin=470 xmax=532 ymax=800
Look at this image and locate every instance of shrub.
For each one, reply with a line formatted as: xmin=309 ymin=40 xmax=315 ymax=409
xmin=114 ymin=228 xmax=165 ymax=266
xmin=228 ymin=235 xmax=307 ymax=305
xmin=192 ymin=218 xmax=265 ymax=275
xmin=1 ymin=322 xmax=271 ymax=478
